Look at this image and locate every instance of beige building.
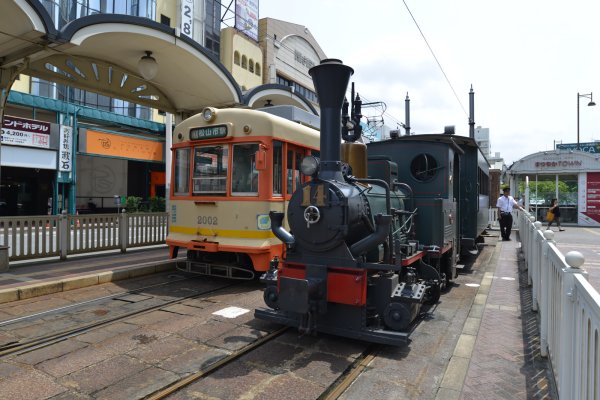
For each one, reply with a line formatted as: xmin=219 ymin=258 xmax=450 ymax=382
xmin=220 ymin=27 xmax=263 ymax=91
xmin=258 ymin=18 xmax=327 ymax=105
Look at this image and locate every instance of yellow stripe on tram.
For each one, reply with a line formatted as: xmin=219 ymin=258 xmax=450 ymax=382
xmin=170 ymin=225 xmax=275 ymax=239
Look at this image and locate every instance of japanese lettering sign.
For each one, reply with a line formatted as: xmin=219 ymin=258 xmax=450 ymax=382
xmin=1 ymin=115 xmax=50 ymax=149
xmin=180 ymin=0 xmax=194 ymax=38
xmin=59 ymin=125 xmax=73 ymax=172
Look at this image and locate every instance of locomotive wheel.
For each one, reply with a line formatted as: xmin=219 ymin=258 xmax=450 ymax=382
xmin=263 ymin=285 xmax=280 ymax=310
xmin=424 ymin=282 xmax=441 ymax=305
xmin=383 ymin=302 xmax=412 ymax=331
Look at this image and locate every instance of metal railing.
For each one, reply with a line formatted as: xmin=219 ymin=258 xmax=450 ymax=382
xmin=487 ymin=207 xmax=520 ymax=229
xmin=0 ymin=211 xmax=168 ymax=262
xmin=518 ymin=211 xmax=600 ymax=400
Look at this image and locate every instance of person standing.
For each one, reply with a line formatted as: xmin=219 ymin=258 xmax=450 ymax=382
xmin=496 ymin=187 xmax=523 ymax=241
xmin=547 ymin=198 xmax=565 ymax=231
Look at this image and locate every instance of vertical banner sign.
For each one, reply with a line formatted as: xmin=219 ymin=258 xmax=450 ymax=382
xmin=235 ymin=0 xmax=259 ymax=41
xmin=180 ymin=0 xmax=194 ymax=38
xmin=584 ymin=172 xmax=600 ymax=223
xmin=59 ymin=125 xmax=73 ymax=172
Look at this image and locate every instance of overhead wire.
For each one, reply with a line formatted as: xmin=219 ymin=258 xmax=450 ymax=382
xmin=402 ymin=0 xmax=468 ymax=118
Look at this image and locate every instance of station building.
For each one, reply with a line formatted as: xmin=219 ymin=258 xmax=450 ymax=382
xmin=507 ymin=146 xmax=600 ymax=226
xmin=1 ymin=1 xmax=327 ymax=216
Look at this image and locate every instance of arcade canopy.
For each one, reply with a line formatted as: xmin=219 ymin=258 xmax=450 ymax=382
xmin=0 ymin=1 xmax=243 ymax=116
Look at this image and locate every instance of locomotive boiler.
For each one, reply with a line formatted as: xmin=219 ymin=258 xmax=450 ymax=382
xmin=255 ymin=59 xmax=442 ymax=346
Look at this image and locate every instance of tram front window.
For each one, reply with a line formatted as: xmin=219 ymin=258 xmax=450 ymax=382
xmin=193 ymin=146 xmax=228 ymax=195
xmin=232 ymin=143 xmax=259 ymax=195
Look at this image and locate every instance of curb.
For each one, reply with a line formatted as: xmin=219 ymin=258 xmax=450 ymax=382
xmin=0 ymin=260 xmax=177 ymax=304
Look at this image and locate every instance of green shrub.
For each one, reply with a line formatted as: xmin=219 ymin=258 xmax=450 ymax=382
xmin=125 ymin=196 xmax=142 ymax=212
xmin=149 ymin=196 xmax=165 ymax=212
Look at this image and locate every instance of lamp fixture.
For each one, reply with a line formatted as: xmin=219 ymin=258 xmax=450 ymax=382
xmin=138 ymin=51 xmax=158 ymax=80
xmin=577 ymin=92 xmax=596 ymax=150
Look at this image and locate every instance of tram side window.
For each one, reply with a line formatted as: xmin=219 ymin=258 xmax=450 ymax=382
xmin=295 ymin=151 xmax=302 ymax=189
xmin=193 ymin=146 xmax=228 ymax=195
xmin=174 ymin=148 xmax=190 ymax=195
xmin=273 ymin=141 xmax=283 ymax=195
xmin=232 ymin=143 xmax=259 ymax=195
xmin=287 ymin=150 xmax=294 ymax=194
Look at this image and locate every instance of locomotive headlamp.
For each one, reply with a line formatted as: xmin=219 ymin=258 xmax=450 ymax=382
xmin=300 ymin=156 xmax=320 ymax=177
xmin=201 ymin=107 xmax=217 ymax=122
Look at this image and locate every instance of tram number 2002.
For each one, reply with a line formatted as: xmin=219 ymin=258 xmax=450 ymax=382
xmin=197 ymin=216 xmax=218 ymax=225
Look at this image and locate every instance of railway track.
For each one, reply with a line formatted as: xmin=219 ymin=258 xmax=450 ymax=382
xmin=0 ymin=277 xmax=246 ymax=358
xmin=318 ymin=345 xmax=379 ymax=399
xmin=146 ymin=326 xmax=289 ymax=400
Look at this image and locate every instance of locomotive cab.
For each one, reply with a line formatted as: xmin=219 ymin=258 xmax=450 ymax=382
xmin=255 ymin=59 xmax=442 ymax=346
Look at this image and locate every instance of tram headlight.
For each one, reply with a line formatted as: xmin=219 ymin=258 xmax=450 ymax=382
xmin=300 ymin=156 xmax=320 ymax=177
xmin=201 ymin=107 xmax=217 ymax=122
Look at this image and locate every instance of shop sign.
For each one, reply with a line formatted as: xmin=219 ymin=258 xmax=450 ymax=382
xmin=59 ymin=125 xmax=73 ymax=172
xmin=235 ymin=0 xmax=259 ymax=41
xmin=535 ymin=160 xmax=583 ymax=168
xmin=86 ymin=130 xmax=164 ymax=162
xmin=557 ymin=142 xmax=600 ymax=154
xmin=1 ymin=115 xmax=50 ymax=149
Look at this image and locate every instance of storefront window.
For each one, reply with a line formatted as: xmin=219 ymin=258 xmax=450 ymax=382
xmin=558 ymin=174 xmax=578 ymax=223
xmin=520 ymin=174 xmax=579 ymax=223
xmin=193 ymin=146 xmax=228 ymax=195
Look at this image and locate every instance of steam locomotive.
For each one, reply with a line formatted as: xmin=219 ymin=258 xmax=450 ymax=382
xmin=255 ymin=60 xmax=435 ymax=345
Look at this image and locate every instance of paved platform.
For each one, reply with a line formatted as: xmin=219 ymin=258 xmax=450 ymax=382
xmin=2 ymin=229 xmax=591 ymax=398
xmin=0 ymin=246 xmax=177 ymax=303
xmin=451 ymin=234 xmax=557 ymax=400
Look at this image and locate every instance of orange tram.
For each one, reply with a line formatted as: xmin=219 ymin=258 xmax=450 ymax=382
xmin=166 ymin=107 xmax=320 ymax=279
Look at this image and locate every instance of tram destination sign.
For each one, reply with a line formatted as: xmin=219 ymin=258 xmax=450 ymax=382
xmin=190 ymin=125 xmax=228 ymax=140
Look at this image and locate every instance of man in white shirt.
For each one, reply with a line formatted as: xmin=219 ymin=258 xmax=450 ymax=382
xmin=496 ymin=187 xmax=523 ymax=241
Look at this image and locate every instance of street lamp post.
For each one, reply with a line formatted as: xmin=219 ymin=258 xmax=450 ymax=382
xmin=577 ymin=92 xmax=596 ymax=150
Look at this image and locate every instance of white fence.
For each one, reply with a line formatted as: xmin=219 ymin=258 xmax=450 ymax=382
xmin=0 ymin=211 xmax=168 ymax=262
xmin=518 ymin=211 xmax=600 ymax=399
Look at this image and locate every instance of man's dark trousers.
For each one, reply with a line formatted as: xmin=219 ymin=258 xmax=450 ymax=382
xmin=499 ymin=212 xmax=513 ymax=240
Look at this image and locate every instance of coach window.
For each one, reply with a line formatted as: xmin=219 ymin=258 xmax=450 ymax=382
xmin=174 ymin=148 xmax=190 ymax=195
xmin=193 ymin=146 xmax=228 ymax=195
xmin=273 ymin=141 xmax=283 ymax=195
xmin=410 ymin=153 xmax=438 ymax=182
xmin=232 ymin=143 xmax=259 ymax=195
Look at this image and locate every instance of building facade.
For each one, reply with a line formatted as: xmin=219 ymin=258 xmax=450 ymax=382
xmin=2 ymin=0 xmax=223 ymax=216
xmin=258 ymin=18 xmax=326 ymax=106
xmin=474 ymin=126 xmax=491 ymax=158
xmin=508 ymin=149 xmax=600 ymax=226
xmin=2 ymin=2 xmax=330 ymax=216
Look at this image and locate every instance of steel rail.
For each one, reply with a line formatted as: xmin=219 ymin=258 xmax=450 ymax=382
xmin=318 ymin=345 xmax=379 ymax=400
xmin=0 ymin=280 xmax=245 ymax=358
xmin=147 ymin=326 xmax=289 ymax=400
xmin=0 ymin=274 xmax=189 ymax=327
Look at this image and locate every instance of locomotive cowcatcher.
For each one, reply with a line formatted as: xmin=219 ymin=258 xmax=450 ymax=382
xmin=254 ymin=59 xmax=443 ymax=346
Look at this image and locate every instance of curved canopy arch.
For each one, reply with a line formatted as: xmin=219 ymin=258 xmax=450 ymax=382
xmin=243 ymin=84 xmax=317 ymax=114
xmin=0 ymin=0 xmax=56 ymax=69
xmin=1 ymin=8 xmax=243 ymax=115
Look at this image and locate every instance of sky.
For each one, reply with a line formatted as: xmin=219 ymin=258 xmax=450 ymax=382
xmin=258 ymin=0 xmax=600 ymax=166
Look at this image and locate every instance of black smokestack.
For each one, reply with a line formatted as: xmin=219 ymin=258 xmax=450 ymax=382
xmin=309 ymin=59 xmax=354 ymax=180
